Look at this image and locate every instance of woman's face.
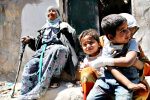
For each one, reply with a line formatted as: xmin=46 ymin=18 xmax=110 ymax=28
xmin=81 ymin=35 xmax=100 ymax=57
xmin=47 ymin=9 xmax=57 ymax=20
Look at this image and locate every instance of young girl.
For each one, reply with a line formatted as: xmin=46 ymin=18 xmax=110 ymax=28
xmin=79 ymin=29 xmax=102 ymax=100
xmin=79 ymin=28 xmax=146 ymax=100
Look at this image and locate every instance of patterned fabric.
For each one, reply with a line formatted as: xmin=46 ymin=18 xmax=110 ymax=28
xmin=20 ymin=45 xmax=68 ymax=99
xmin=20 ymin=16 xmax=70 ymax=99
xmin=19 ymin=6 xmax=77 ymax=99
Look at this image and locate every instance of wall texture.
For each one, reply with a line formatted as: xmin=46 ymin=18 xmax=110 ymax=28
xmin=132 ymin=0 xmax=150 ymax=59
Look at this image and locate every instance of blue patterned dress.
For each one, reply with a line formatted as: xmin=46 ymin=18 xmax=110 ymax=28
xmin=20 ymin=18 xmax=74 ymax=99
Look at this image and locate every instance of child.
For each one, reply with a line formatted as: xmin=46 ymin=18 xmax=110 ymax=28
xmin=120 ymin=13 xmax=150 ymax=100
xmin=79 ymin=29 xmax=146 ymax=100
xmin=79 ymin=29 xmax=102 ymax=100
xmin=86 ymin=14 xmax=147 ymax=100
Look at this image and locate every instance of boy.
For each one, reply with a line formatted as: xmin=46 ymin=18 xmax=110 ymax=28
xmin=87 ymin=14 xmax=146 ymax=100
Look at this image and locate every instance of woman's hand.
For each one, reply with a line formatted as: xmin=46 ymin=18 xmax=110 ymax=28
xmin=21 ymin=36 xmax=31 ymax=44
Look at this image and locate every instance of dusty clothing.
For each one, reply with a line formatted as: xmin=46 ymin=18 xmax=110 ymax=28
xmin=21 ymin=45 xmax=68 ymax=98
xmin=20 ymin=18 xmax=78 ymax=99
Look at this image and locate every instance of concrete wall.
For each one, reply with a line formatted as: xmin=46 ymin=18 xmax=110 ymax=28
xmin=132 ymin=0 xmax=150 ymax=59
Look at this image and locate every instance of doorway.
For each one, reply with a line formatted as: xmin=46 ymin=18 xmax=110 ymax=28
xmin=68 ymin=0 xmax=100 ymax=35
xmin=64 ymin=0 xmax=131 ymax=35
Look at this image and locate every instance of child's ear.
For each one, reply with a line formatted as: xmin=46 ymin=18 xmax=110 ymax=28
xmin=107 ymin=34 xmax=114 ymax=40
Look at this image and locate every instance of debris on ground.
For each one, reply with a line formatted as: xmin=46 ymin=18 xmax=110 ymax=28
xmin=0 ymin=81 xmax=21 ymax=100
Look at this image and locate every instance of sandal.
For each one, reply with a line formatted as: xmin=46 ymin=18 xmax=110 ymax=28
xmin=49 ymin=77 xmax=60 ymax=88
xmin=50 ymin=82 xmax=60 ymax=88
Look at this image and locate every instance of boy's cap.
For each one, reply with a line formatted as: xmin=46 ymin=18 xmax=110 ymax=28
xmin=119 ymin=13 xmax=139 ymax=28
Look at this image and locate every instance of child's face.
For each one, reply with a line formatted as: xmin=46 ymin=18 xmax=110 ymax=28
xmin=109 ymin=21 xmax=131 ymax=44
xmin=81 ymin=35 xmax=100 ymax=57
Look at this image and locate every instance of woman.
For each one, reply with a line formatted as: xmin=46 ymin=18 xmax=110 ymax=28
xmin=19 ymin=6 xmax=78 ymax=99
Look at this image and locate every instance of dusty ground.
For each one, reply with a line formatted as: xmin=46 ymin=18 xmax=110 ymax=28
xmin=0 ymin=74 xmax=24 ymax=100
xmin=0 ymin=81 xmax=20 ymax=100
xmin=0 ymin=75 xmax=150 ymax=100
xmin=0 ymin=79 xmax=82 ymax=100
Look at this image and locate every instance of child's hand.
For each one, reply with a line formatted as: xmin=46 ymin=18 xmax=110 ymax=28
xmin=127 ymin=82 xmax=146 ymax=91
xmin=88 ymin=57 xmax=114 ymax=68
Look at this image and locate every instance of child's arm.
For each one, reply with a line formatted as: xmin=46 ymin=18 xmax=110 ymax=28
xmin=107 ymin=66 xmax=146 ymax=90
xmin=112 ymin=42 xmax=146 ymax=70
xmin=113 ymin=51 xmax=144 ymax=70
xmin=113 ymin=50 xmax=137 ymax=67
xmin=133 ymin=58 xmax=144 ymax=70
xmin=90 ymin=39 xmax=139 ymax=68
xmin=89 ymin=50 xmax=137 ymax=68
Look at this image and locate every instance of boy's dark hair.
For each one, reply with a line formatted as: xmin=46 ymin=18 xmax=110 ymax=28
xmin=101 ymin=14 xmax=127 ymax=38
xmin=79 ymin=29 xmax=100 ymax=45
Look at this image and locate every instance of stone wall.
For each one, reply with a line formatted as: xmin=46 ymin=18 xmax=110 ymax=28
xmin=0 ymin=0 xmax=22 ymax=81
xmin=132 ymin=0 xmax=150 ymax=59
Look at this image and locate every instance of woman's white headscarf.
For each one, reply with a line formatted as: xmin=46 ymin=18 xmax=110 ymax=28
xmin=43 ymin=6 xmax=62 ymax=28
